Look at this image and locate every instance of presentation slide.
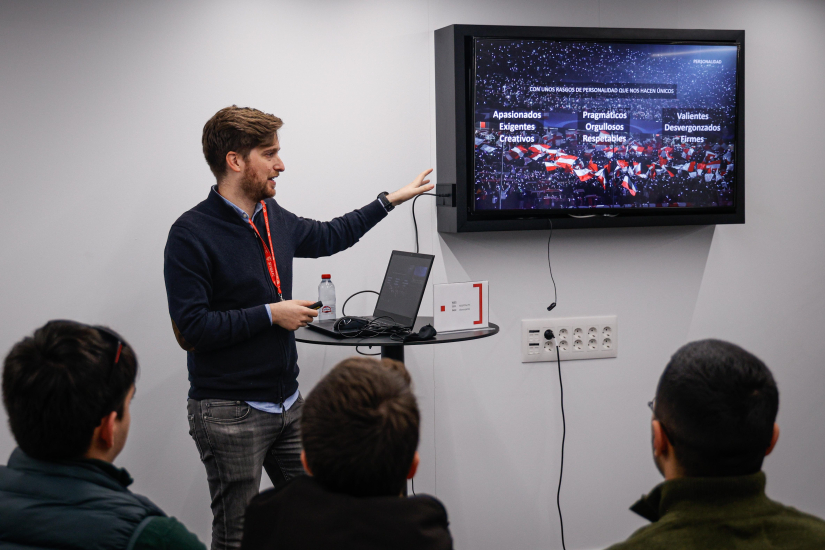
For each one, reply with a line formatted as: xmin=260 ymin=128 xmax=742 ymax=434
xmin=472 ymin=39 xmax=738 ymax=211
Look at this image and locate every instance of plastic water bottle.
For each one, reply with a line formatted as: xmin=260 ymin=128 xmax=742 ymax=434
xmin=318 ymin=274 xmax=336 ymax=320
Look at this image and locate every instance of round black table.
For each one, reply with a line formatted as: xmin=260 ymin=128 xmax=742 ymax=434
xmin=295 ymin=316 xmax=499 ymax=362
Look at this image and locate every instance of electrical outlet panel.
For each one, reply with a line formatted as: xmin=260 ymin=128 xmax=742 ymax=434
xmin=521 ymin=316 xmax=617 ymax=363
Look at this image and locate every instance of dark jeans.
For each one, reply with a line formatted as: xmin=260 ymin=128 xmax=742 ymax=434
xmin=187 ymin=396 xmax=304 ymax=550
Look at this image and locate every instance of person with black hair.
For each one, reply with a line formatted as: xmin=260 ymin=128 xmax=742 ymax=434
xmin=0 ymin=320 xmax=205 ymax=550
xmin=240 ymin=357 xmax=453 ymax=550
xmin=608 ymin=339 xmax=825 ymax=550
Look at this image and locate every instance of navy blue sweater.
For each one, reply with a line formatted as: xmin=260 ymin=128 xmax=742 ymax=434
xmin=164 ymin=188 xmax=387 ymax=402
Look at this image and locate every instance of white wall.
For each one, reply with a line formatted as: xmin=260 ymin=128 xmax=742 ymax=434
xmin=1 ymin=1 xmax=824 ymax=548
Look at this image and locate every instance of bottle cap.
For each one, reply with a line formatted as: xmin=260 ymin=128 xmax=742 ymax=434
xmin=322 ymin=274 xmax=331 ymax=279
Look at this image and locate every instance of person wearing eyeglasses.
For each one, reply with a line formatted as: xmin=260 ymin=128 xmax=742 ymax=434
xmin=607 ymin=339 xmax=825 ymax=550
xmin=0 ymin=320 xmax=206 ymax=550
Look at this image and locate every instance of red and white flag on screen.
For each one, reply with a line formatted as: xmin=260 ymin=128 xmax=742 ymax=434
xmin=528 ymin=144 xmax=551 ymax=159
xmin=555 ymin=155 xmax=577 ymax=166
xmin=621 ymin=175 xmax=637 ymax=196
xmin=595 ymin=168 xmax=606 ymax=188
xmin=574 ymin=168 xmax=593 ymax=182
xmin=505 ymin=146 xmax=529 ymax=161
xmin=544 ymin=162 xmax=558 ymax=172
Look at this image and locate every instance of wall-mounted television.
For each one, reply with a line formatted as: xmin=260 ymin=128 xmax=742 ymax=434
xmin=434 ymin=25 xmax=745 ymax=232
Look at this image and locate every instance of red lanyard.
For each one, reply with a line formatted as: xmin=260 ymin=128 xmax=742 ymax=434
xmin=248 ymin=201 xmax=283 ymax=300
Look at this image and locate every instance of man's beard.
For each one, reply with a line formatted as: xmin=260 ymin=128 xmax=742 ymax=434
xmin=240 ymin=164 xmax=275 ymax=203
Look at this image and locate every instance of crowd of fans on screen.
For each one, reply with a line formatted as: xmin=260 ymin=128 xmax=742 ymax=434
xmin=472 ymin=41 xmax=737 ymax=210
xmin=474 ymin=40 xmax=737 ymax=121
xmin=473 ymin=131 xmax=734 ymax=210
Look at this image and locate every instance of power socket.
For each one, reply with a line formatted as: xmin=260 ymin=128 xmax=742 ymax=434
xmin=521 ymin=315 xmax=618 ymax=363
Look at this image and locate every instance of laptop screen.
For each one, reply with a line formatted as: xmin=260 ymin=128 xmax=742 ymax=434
xmin=373 ymin=251 xmax=434 ymax=326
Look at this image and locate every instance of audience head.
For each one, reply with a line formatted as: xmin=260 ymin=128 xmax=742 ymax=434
xmin=651 ymin=339 xmax=779 ymax=478
xmin=2 ymin=320 xmax=138 ymax=462
xmin=300 ymin=357 xmax=420 ymax=497
xmin=202 ymin=105 xmax=283 ymax=180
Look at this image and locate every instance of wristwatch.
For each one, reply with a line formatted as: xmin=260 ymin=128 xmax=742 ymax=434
xmin=377 ymin=191 xmax=394 ymax=212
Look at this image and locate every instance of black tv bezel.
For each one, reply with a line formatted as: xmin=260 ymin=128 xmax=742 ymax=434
xmin=434 ymin=24 xmax=745 ymax=233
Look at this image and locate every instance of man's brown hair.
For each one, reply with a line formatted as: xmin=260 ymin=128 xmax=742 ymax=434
xmin=202 ymin=105 xmax=283 ymax=180
xmin=301 ymin=357 xmax=419 ymax=497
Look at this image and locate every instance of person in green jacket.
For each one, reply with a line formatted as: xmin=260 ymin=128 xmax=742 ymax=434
xmin=608 ymin=339 xmax=825 ymax=550
xmin=0 ymin=320 xmax=206 ymax=550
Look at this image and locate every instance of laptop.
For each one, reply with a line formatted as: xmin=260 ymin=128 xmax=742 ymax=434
xmin=307 ymin=250 xmax=435 ymax=338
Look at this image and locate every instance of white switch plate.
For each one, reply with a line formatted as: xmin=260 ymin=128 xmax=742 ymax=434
xmin=521 ymin=316 xmax=618 ymax=363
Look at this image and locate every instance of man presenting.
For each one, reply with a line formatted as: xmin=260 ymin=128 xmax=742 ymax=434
xmin=163 ymin=105 xmax=433 ymax=550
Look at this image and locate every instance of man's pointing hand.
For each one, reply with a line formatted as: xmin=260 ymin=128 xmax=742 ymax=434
xmin=386 ymin=169 xmax=434 ymax=206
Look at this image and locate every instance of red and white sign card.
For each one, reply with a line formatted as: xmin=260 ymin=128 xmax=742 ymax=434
xmin=433 ymin=281 xmax=489 ymax=332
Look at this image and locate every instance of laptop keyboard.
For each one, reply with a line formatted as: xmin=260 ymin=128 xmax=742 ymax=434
xmin=369 ymin=317 xmax=402 ymax=328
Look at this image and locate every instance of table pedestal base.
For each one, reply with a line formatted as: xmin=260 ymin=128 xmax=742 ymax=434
xmin=296 ymin=318 xmax=500 ymax=498
xmin=380 ymin=345 xmax=404 ymax=363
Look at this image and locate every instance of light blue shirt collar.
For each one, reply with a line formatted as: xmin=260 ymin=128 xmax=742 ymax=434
xmin=212 ymin=185 xmax=264 ymax=222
